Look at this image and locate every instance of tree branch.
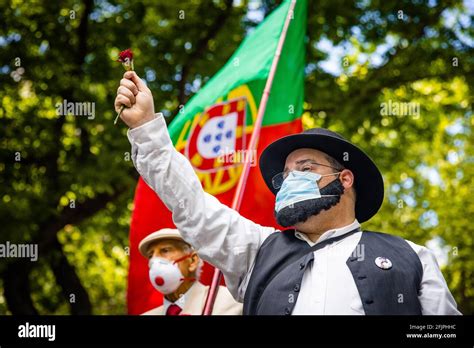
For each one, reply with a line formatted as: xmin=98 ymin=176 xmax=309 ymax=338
xmin=176 ymin=0 xmax=234 ymax=107
xmin=3 ymin=261 xmax=39 ymax=315
xmin=37 ymin=186 xmax=129 ymax=252
xmin=49 ymin=235 xmax=92 ymax=315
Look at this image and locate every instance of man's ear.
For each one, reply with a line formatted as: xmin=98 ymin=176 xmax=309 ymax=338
xmin=339 ymin=169 xmax=354 ymax=190
xmin=187 ymin=251 xmax=199 ymax=274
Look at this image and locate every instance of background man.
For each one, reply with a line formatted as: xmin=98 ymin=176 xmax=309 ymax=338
xmin=139 ymin=228 xmax=242 ymax=315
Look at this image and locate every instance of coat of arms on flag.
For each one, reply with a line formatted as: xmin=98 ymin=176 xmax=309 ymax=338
xmin=185 ymin=97 xmax=248 ymax=173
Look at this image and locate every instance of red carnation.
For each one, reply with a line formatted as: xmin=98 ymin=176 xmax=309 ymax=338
xmin=114 ymin=48 xmax=135 ymax=124
xmin=117 ymin=48 xmax=133 ymax=61
xmin=117 ymin=48 xmax=134 ymax=71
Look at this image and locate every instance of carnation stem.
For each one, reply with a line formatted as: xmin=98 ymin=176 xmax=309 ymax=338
xmin=114 ymin=105 xmax=126 ymax=125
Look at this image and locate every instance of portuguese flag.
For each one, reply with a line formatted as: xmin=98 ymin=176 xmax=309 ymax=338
xmin=128 ymin=0 xmax=307 ymax=314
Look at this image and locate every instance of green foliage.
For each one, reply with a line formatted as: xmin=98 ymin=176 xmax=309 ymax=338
xmin=0 ymin=0 xmax=472 ymax=314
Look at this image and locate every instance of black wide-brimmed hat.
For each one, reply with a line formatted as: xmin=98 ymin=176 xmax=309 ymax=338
xmin=259 ymin=128 xmax=384 ymax=223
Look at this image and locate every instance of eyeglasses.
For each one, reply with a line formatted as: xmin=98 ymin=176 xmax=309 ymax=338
xmin=271 ymin=160 xmax=343 ymax=190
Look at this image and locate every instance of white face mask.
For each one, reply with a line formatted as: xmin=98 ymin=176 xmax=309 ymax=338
xmin=148 ymin=254 xmax=195 ymax=295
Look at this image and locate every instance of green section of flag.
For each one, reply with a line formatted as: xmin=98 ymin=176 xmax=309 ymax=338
xmin=168 ymin=0 xmax=306 ymax=143
xmin=264 ymin=0 xmax=306 ymax=127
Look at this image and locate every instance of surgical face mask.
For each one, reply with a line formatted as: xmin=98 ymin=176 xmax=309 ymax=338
xmin=274 ymin=170 xmax=341 ymax=213
xmin=148 ymin=254 xmax=195 ymax=295
xmin=275 ymin=177 xmax=345 ymax=227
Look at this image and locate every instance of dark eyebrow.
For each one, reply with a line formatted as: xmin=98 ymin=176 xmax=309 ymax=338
xmin=283 ymin=159 xmax=313 ymax=173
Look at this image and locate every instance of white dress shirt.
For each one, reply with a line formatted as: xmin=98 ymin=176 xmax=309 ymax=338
xmin=292 ymin=220 xmax=366 ymax=314
xmin=128 ymin=114 xmax=461 ymax=315
xmin=162 ymin=288 xmax=188 ymax=314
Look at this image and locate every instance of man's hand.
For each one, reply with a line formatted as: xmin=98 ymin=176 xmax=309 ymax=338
xmin=114 ymin=71 xmax=155 ymax=128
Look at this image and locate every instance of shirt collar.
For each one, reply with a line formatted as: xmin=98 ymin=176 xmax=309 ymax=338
xmin=163 ymin=282 xmax=196 ymax=312
xmin=294 ymin=219 xmax=361 ymax=246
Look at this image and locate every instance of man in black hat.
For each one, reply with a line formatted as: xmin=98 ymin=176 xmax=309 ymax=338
xmin=115 ymin=71 xmax=460 ymax=315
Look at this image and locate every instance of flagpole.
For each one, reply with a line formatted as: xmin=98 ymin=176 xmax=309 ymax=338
xmin=202 ymin=0 xmax=298 ymax=315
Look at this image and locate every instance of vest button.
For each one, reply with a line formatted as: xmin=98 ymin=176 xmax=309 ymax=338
xmin=284 ymin=307 xmax=291 ymax=315
xmin=293 ymin=284 xmax=300 ymax=292
xmin=365 ymin=299 xmax=374 ymax=304
xmin=299 ymin=262 xmax=305 ymax=270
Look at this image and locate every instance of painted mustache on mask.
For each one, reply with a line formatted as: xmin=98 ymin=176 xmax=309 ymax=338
xmin=275 ymin=178 xmax=345 ymax=227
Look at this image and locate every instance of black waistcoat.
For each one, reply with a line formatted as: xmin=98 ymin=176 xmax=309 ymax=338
xmin=243 ymin=230 xmax=423 ymax=315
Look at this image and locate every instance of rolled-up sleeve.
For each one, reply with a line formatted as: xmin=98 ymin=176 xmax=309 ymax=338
xmin=127 ymin=114 xmax=276 ymax=301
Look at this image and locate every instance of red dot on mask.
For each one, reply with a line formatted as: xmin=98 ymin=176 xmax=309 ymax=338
xmin=154 ymin=276 xmax=164 ymax=286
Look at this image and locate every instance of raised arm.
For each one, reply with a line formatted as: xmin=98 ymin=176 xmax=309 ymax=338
xmin=115 ymin=71 xmax=276 ymax=300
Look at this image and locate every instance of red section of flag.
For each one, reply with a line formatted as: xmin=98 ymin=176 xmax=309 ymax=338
xmin=127 ymin=119 xmax=302 ymax=315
